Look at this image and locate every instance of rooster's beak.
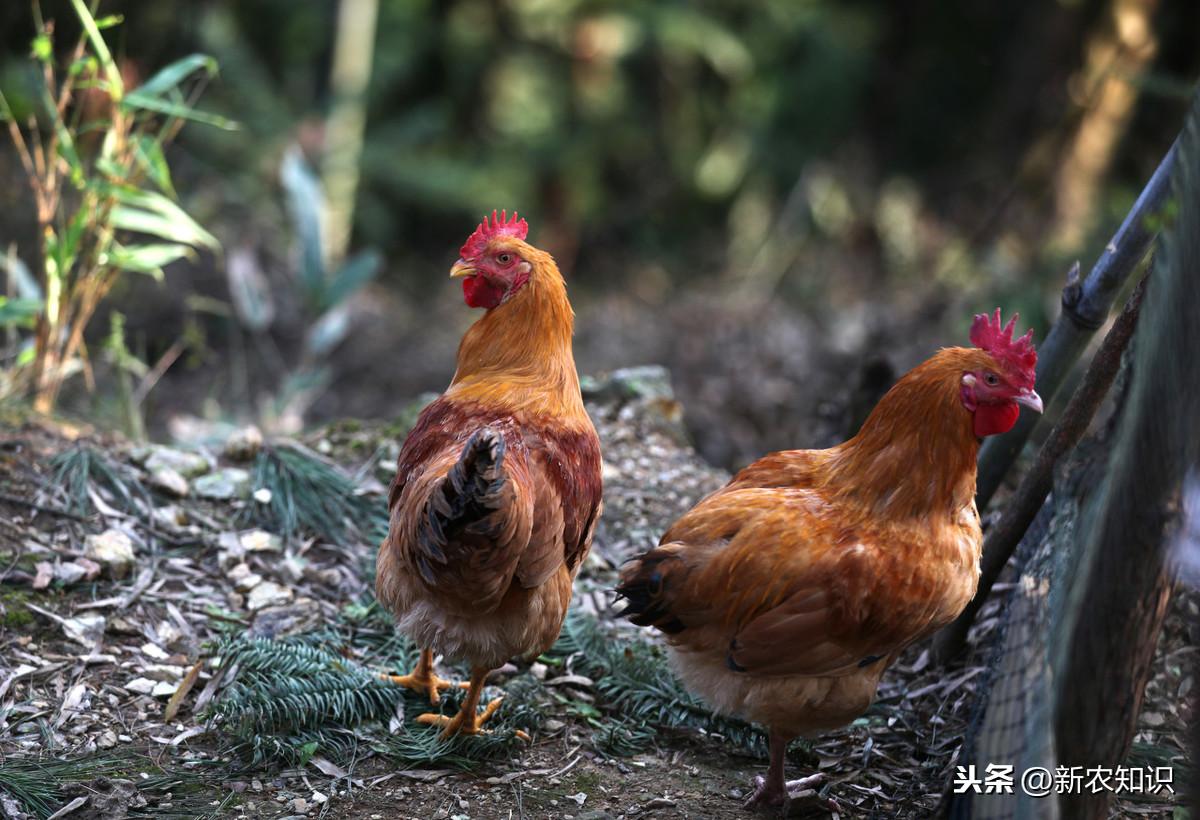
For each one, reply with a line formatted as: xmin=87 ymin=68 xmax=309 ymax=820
xmin=450 ymin=259 xmax=476 ymax=279
xmin=1016 ymin=388 xmax=1043 ymax=414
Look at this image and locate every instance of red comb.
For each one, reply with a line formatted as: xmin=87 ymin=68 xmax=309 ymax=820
xmin=459 ymin=210 xmax=529 ymax=259
xmin=970 ymin=308 xmax=1038 ymax=388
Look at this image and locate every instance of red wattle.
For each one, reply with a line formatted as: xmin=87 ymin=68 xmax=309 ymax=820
xmin=462 ymin=276 xmax=504 ymax=309
xmin=974 ymin=402 xmax=1020 ymax=437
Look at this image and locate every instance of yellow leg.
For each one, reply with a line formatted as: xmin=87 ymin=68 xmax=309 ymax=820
xmin=417 ymin=666 xmax=528 ymax=740
xmin=378 ymin=648 xmax=468 ymax=705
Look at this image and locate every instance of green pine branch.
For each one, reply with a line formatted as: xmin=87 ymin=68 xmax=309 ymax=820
xmin=240 ymin=443 xmax=388 ymax=544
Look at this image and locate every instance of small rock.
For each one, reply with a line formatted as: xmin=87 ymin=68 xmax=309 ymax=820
xmin=279 ymin=556 xmax=307 ymax=584
xmin=142 ymin=664 xmax=185 ymax=682
xmin=529 ymin=662 xmax=548 ymax=680
xmin=247 ymin=581 xmax=294 ymax=611
xmin=224 ymin=426 xmax=264 ymax=461
xmin=155 ymin=621 xmax=184 ymax=647
xmin=142 ymin=446 xmax=211 ymax=479
xmin=568 ymin=793 xmax=587 ymax=806
xmin=151 ymin=681 xmax=179 ymax=698
xmin=253 ymin=487 xmax=273 ymax=504
xmin=228 ymin=562 xmax=264 ymax=592
xmin=291 ymin=798 xmax=309 ymax=813
xmin=543 ymin=719 xmax=566 ymax=733
xmin=32 ymin=561 xmax=53 ymax=589
xmin=153 ymin=505 xmax=188 ymax=528
xmin=240 ymin=530 xmax=282 ymax=553
xmin=141 ymin=642 xmax=170 ymax=660
xmin=194 ymin=468 xmax=251 ymax=500
xmin=84 ymin=529 xmax=135 ymax=579
xmin=53 ymin=562 xmax=88 ymax=586
xmin=59 ymin=558 xmax=101 ymax=585
xmin=217 ymin=531 xmax=246 ymax=570
xmin=311 ymin=791 xmax=328 ymax=805
xmin=150 ymin=467 xmax=189 ymax=497
xmin=125 ymin=677 xmax=157 ymax=695
xmin=97 ymin=729 xmax=118 ymax=749
xmin=61 ymin=614 xmax=106 ymax=646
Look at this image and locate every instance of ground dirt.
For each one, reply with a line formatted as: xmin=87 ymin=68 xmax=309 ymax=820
xmin=0 ymin=374 xmax=1187 ymax=820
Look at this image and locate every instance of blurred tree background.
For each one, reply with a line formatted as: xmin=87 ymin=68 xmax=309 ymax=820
xmin=1 ymin=0 xmax=1196 ymax=468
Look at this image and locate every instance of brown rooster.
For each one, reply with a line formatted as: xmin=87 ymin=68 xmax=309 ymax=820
xmin=617 ymin=310 xmax=1041 ymax=809
xmin=376 ymin=211 xmax=602 ymax=737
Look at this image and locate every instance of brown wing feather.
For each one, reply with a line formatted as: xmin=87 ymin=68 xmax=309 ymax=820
xmin=620 ymin=483 xmax=959 ymax=678
xmin=514 ymin=425 xmax=603 ymax=586
xmin=382 ymin=396 xmax=602 ymax=612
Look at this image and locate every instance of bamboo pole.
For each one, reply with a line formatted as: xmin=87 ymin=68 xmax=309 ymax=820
xmin=321 ymin=0 xmax=379 ymax=269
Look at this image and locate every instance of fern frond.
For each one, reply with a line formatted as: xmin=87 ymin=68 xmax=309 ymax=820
xmin=206 ymin=631 xmax=537 ymax=768
xmin=48 ymin=444 xmax=150 ymax=517
xmin=240 ymin=443 xmax=387 ymax=544
xmin=550 ymin=610 xmax=770 ymax=757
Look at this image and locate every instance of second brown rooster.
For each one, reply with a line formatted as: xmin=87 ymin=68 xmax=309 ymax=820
xmin=617 ymin=310 xmax=1041 ymax=808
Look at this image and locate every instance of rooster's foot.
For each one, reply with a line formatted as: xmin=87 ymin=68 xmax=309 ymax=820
xmin=744 ymin=773 xmax=827 ymax=811
xmin=378 ymin=670 xmax=468 ymax=705
xmin=417 ymin=696 xmax=505 ymax=739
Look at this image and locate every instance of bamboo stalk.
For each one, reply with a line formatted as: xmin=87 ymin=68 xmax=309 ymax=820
xmin=321 ymin=0 xmax=379 ymax=268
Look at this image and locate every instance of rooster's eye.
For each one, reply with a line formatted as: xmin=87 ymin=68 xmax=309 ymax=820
xmin=984 ymin=373 xmax=1000 ymax=386
xmin=497 ymin=253 xmax=512 ymax=265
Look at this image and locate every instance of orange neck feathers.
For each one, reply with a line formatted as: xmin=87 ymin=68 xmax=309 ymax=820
xmin=823 ymin=348 xmax=985 ymax=518
xmin=447 ymin=247 xmax=588 ymax=424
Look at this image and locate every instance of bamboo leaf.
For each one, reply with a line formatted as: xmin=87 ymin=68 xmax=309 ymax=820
xmin=322 ymin=249 xmax=381 ymax=311
xmin=68 ymin=0 xmax=123 ymax=100
xmin=68 ymin=54 xmax=99 ymax=77
xmin=106 ymin=242 xmax=194 ymax=280
xmin=133 ymin=53 xmax=218 ymax=98
xmin=280 ymin=146 xmax=327 ymax=304
xmin=110 ymin=188 xmax=220 ymax=251
xmin=0 ymin=297 xmax=44 ymax=328
xmin=133 ymin=135 xmax=176 ymax=197
xmin=110 ymin=207 xmax=213 ymax=251
xmin=120 ymin=91 xmax=237 ymax=130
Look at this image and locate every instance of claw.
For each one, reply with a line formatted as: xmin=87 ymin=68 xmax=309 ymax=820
xmin=379 ymin=648 xmax=467 ymax=705
xmin=744 ymin=772 xmax=828 ymax=812
xmin=418 ymin=696 xmax=505 ymax=739
xmin=378 ymin=671 xmax=468 ymax=705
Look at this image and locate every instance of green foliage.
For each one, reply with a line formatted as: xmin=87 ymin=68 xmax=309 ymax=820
xmin=0 ymin=752 xmax=224 ymax=820
xmin=241 ymin=442 xmax=387 ymax=544
xmin=186 ymin=0 xmax=878 ymax=266
xmin=550 ymin=610 xmax=769 ymax=758
xmin=49 ymin=442 xmax=150 ymax=517
xmin=0 ymin=297 xmax=42 ymax=329
xmin=206 ymin=629 xmax=536 ymax=769
xmin=0 ymin=0 xmax=230 ymax=412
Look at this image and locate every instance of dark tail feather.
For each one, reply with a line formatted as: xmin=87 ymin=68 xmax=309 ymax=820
xmin=414 ymin=428 xmax=507 ymax=583
xmin=614 ymin=548 xmax=686 ymax=635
